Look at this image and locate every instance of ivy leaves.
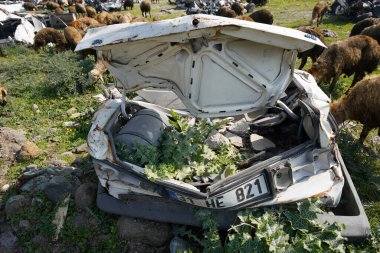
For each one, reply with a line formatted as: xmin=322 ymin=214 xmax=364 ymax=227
xmin=117 ymin=111 xmax=241 ymax=182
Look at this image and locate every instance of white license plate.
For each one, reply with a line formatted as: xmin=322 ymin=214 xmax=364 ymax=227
xmin=172 ymin=174 xmax=270 ymax=209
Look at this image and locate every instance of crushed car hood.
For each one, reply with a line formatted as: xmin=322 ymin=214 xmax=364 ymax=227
xmin=77 ymin=14 xmax=325 ymax=118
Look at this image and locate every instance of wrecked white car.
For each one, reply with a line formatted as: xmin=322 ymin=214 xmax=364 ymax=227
xmin=77 ymin=15 xmax=369 ymax=240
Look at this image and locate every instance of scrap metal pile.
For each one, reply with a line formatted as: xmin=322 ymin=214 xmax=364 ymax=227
xmin=331 ymin=0 xmax=380 ymax=20
xmin=175 ymin=0 xmax=252 ymax=15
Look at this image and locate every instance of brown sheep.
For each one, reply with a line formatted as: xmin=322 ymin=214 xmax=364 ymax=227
xmin=249 ymin=9 xmax=273 ymax=24
xmin=216 ymin=7 xmax=237 ymax=18
xmin=46 ymin=1 xmax=60 ymax=11
xmin=124 ymin=0 xmax=134 ymax=10
xmin=360 ymin=24 xmax=380 ymax=45
xmin=311 ymin=1 xmax=328 ymax=26
xmin=33 ymin=27 xmax=67 ymax=51
xmin=23 ymin=2 xmax=36 ymax=11
xmin=64 ymin=26 xmax=82 ymax=50
xmin=75 ymin=3 xmax=86 ymax=17
xmin=308 ymin=35 xmax=380 ymax=93
xmin=350 ymin=17 xmax=380 ymax=37
xmin=231 ymin=2 xmax=244 ymax=16
xmin=131 ymin=16 xmax=147 ymax=23
xmin=330 ymin=75 xmax=380 ymax=143
xmin=0 ymin=85 xmax=7 ymax=107
xmin=140 ymin=0 xmax=151 ymax=18
xmin=55 ymin=7 xmax=64 ymax=15
xmin=297 ymin=26 xmax=326 ymax=70
xmin=70 ymin=17 xmax=100 ymax=36
xmin=86 ymin=6 xmax=97 ymax=18
xmin=235 ymin=16 xmax=254 ymax=21
xmin=115 ymin=13 xmax=132 ymax=23
xmin=252 ymin=0 xmax=268 ymax=7
xmin=96 ymin=11 xmax=119 ymax=25
xmin=68 ymin=6 xmax=76 ymax=14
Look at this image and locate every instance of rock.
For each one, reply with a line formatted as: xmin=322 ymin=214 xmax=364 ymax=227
xmin=1 ymin=184 xmax=10 ymax=192
xmin=66 ymin=107 xmax=77 ymax=116
xmin=5 ymin=195 xmax=30 ymax=218
xmin=250 ymin=134 xmax=276 ymax=151
xmin=225 ymin=132 xmax=244 ymax=148
xmin=31 ymin=235 xmax=44 ymax=245
xmin=0 ymin=231 xmax=17 ymax=250
xmin=227 ymin=119 xmax=250 ymax=134
xmin=75 ymin=143 xmax=88 ymax=154
xmin=16 ymin=141 xmax=43 ymax=160
xmin=31 ymin=197 xmax=43 ymax=206
xmin=127 ymin=240 xmax=153 ymax=253
xmin=43 ymin=176 xmax=74 ymax=202
xmin=20 ymin=175 xmax=50 ymax=193
xmin=32 ymin=104 xmax=39 ymax=111
xmin=93 ymin=94 xmax=107 ymax=102
xmin=205 ymin=130 xmax=230 ymax=150
xmin=117 ymin=217 xmax=171 ymax=247
xmin=60 ymin=151 xmax=73 ymax=157
xmin=75 ymin=183 xmax=97 ymax=210
xmin=18 ymin=220 xmax=31 ymax=231
xmin=0 ymin=127 xmax=26 ymax=144
xmin=63 ymin=121 xmax=79 ymax=128
xmin=48 ymin=159 xmax=68 ymax=167
xmin=70 ymin=113 xmax=82 ymax=119
xmin=26 ymin=164 xmax=38 ymax=171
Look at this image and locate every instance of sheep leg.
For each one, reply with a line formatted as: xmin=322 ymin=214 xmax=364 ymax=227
xmin=345 ymin=72 xmax=365 ymax=94
xmin=359 ymin=125 xmax=372 ymax=144
xmin=298 ymin=56 xmax=307 ymax=70
xmin=328 ymin=75 xmax=340 ymax=93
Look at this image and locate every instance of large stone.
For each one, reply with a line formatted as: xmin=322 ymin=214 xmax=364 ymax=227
xmin=127 ymin=241 xmax=153 ymax=253
xmin=205 ymin=130 xmax=230 ymax=150
xmin=74 ymin=183 xmax=97 ymax=210
xmin=225 ymin=132 xmax=244 ymax=148
xmin=5 ymin=195 xmax=30 ymax=218
xmin=0 ymin=231 xmax=17 ymax=250
xmin=117 ymin=216 xmax=171 ymax=247
xmin=16 ymin=141 xmax=43 ymax=160
xmin=20 ymin=175 xmax=50 ymax=193
xmin=43 ymin=176 xmax=74 ymax=202
xmin=226 ymin=119 xmax=250 ymax=134
xmin=250 ymin=134 xmax=276 ymax=151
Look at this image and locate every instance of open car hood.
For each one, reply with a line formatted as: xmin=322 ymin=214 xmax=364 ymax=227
xmin=77 ymin=14 xmax=325 ymax=118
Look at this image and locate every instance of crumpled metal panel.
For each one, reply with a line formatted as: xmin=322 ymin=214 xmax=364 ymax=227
xmin=76 ymin=14 xmax=325 ymax=51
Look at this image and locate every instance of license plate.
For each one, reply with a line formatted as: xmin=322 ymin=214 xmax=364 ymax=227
xmin=171 ymin=173 xmax=271 ymax=209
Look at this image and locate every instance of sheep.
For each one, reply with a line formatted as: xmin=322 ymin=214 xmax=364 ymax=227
xmin=360 ymin=24 xmax=380 ymax=45
xmin=330 ymin=75 xmax=380 ymax=143
xmin=131 ymin=16 xmax=147 ymax=23
xmin=0 ymin=46 xmax=4 ymax=57
xmin=311 ymin=1 xmax=328 ymax=26
xmin=296 ymin=26 xmax=326 ymax=70
xmin=124 ymin=0 xmax=134 ymax=10
xmin=0 ymin=85 xmax=7 ymax=107
xmin=96 ymin=11 xmax=119 ymax=25
xmin=252 ymin=0 xmax=268 ymax=7
xmin=55 ymin=7 xmax=64 ymax=15
xmin=350 ymin=17 xmax=380 ymax=36
xmin=249 ymin=9 xmax=273 ymax=24
xmin=68 ymin=6 xmax=76 ymax=14
xmin=231 ymin=2 xmax=244 ymax=16
xmin=64 ymin=26 xmax=82 ymax=50
xmin=86 ymin=6 xmax=97 ymax=18
xmin=308 ymin=35 xmax=380 ymax=93
xmin=216 ymin=7 xmax=237 ymax=18
xmin=70 ymin=17 xmax=100 ymax=36
xmin=115 ymin=13 xmax=132 ymax=23
xmin=33 ymin=28 xmax=67 ymax=51
xmin=46 ymin=1 xmax=60 ymax=11
xmin=140 ymin=0 xmax=151 ymax=18
xmin=235 ymin=16 xmax=254 ymax=22
xmin=23 ymin=2 xmax=36 ymax=11
xmin=75 ymin=3 xmax=86 ymax=17
xmin=89 ymin=60 xmax=107 ymax=85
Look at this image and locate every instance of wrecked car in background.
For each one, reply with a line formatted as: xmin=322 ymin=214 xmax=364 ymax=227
xmin=77 ymin=15 xmax=370 ymax=240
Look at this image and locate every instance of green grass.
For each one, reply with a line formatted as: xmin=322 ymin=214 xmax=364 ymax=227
xmin=0 ymin=0 xmax=379 ymax=251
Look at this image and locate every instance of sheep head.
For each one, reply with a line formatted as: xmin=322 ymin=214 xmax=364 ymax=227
xmin=330 ymin=96 xmax=347 ymax=124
